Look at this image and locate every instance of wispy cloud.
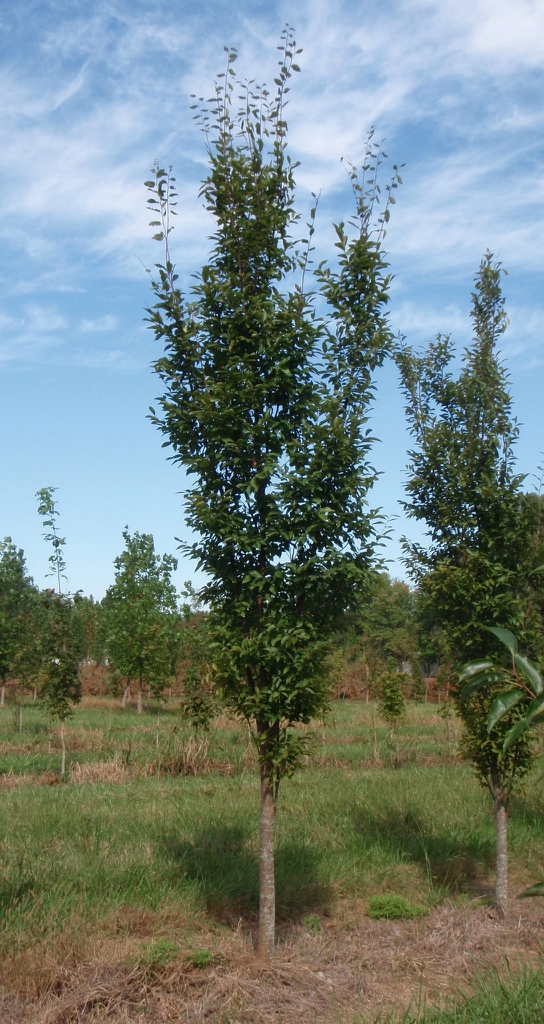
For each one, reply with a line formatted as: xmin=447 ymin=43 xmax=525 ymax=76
xmin=80 ymin=315 xmax=117 ymax=333
xmin=0 ymin=0 xmax=542 ymax=365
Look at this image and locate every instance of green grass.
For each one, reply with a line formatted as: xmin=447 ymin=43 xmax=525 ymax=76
xmin=372 ymin=970 xmax=544 ymax=1023
xmin=0 ymin=698 xmax=542 ymax=1007
xmin=0 ymin=698 xmax=462 ymax=776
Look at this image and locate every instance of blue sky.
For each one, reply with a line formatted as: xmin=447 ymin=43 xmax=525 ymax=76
xmin=1 ymin=0 xmax=543 ymax=598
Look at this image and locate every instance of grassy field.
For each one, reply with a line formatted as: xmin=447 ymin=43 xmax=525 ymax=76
xmin=0 ymin=698 xmax=543 ymax=1022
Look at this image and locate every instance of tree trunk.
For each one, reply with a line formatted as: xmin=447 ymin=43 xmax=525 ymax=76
xmin=33 ymin=688 xmax=37 ymax=702
xmin=137 ymin=681 xmax=143 ymax=715
xmin=60 ymin=718 xmax=66 ymax=776
xmin=121 ymin=682 xmax=130 ymax=708
xmin=18 ymin=703 xmax=23 ymax=733
xmin=256 ymin=765 xmax=276 ymax=962
xmin=0 ymin=683 xmax=5 ymax=707
xmin=492 ymin=772 xmax=508 ymax=916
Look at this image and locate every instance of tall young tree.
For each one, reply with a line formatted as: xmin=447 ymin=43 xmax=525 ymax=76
xmin=36 ymin=488 xmax=81 ymax=773
xmin=145 ymin=30 xmax=398 ymax=959
xmin=104 ymin=530 xmax=179 ymax=714
xmin=396 ymin=254 xmax=542 ymax=914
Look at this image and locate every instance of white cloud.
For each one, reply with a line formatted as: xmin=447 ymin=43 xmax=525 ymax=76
xmin=80 ymin=315 xmax=117 ymax=333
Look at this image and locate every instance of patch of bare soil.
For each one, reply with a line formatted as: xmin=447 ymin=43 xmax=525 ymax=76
xmin=3 ymin=900 xmax=543 ymax=1024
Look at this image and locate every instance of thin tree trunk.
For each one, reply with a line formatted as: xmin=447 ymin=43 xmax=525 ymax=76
xmin=0 ymin=683 xmax=5 ymax=707
xmin=60 ymin=718 xmax=66 ymax=776
xmin=492 ymin=772 xmax=508 ymax=916
xmin=33 ymin=688 xmax=37 ymax=702
xmin=121 ymin=682 xmax=130 ymax=708
xmin=137 ymin=681 xmax=143 ymax=715
xmin=18 ymin=703 xmax=23 ymax=733
xmin=256 ymin=765 xmax=276 ymax=962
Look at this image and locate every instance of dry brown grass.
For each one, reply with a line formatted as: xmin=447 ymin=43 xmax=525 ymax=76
xmin=1 ymin=899 xmax=542 ymax=1024
xmin=69 ymin=757 xmax=129 ymax=786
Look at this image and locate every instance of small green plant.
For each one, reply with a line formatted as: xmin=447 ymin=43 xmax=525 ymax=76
xmin=378 ymin=671 xmax=406 ymax=735
xmin=366 ymin=894 xmax=427 ymax=920
xmin=302 ymin=913 xmax=322 ymax=934
xmin=186 ymin=948 xmax=213 ymax=969
xmin=135 ymin=938 xmax=178 ymax=975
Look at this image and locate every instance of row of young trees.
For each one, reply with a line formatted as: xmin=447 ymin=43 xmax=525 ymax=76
xmin=2 ymin=26 xmax=541 ymax=962
xmin=142 ymin=28 xmax=543 ymax=955
xmin=0 ymin=493 xmax=196 ymax=769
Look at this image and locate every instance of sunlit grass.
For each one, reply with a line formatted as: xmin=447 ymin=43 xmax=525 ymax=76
xmin=0 ymin=697 xmax=542 ymax=993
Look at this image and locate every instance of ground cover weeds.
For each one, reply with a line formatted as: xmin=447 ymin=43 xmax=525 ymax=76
xmin=366 ymin=894 xmax=428 ymax=919
xmin=0 ymin=699 xmax=542 ymax=1019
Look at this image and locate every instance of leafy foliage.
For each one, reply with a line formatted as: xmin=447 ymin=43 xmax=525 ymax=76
xmin=396 ymin=253 xmax=542 ymax=665
xmin=39 ymin=592 xmax=82 ymax=723
xmin=104 ymin=530 xmax=179 ymax=702
xmin=145 ymin=32 xmax=398 ymax=788
xmin=0 ymin=539 xmax=37 ymax=688
xmin=178 ymin=608 xmax=218 ymax=732
xmin=36 ymin=487 xmax=67 ymax=595
xmin=378 ymin=670 xmax=406 ymax=728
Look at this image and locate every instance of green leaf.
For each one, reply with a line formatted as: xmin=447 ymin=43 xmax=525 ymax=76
xmin=517 ymin=881 xmax=544 ymax=898
xmin=514 ymin=653 xmax=543 ymax=695
xmin=502 ymin=717 xmax=529 ymax=753
xmin=526 ymin=692 xmax=544 ymax=724
xmin=487 ymin=689 xmax=524 ymax=732
xmin=486 ymin=626 xmax=518 ymax=657
xmin=458 ymin=659 xmax=493 ymax=683
xmin=460 ymin=669 xmax=509 ymax=703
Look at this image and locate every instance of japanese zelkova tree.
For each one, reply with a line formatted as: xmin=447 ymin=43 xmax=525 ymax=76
xmin=145 ymin=29 xmax=398 ymax=959
xmin=396 ymin=254 xmax=542 ymax=914
xmin=104 ymin=530 xmax=179 ymax=713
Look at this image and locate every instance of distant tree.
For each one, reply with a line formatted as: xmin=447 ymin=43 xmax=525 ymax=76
xmin=378 ymin=670 xmax=406 ymax=737
xmin=36 ymin=488 xmax=81 ymax=773
xmin=104 ymin=529 xmax=179 ymax=714
xmin=361 ymin=574 xmax=418 ymax=673
xmin=39 ymin=591 xmax=83 ymax=773
xmin=177 ymin=590 xmax=218 ymax=732
xmin=9 ymin=586 xmax=45 ymax=731
xmin=0 ymin=539 xmax=33 ymax=707
xmin=72 ymin=593 xmax=105 ymax=664
xmin=145 ymin=30 xmax=398 ymax=959
xmin=396 ymin=254 xmax=543 ymax=914
xmin=333 ymin=574 xmax=420 ymax=700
